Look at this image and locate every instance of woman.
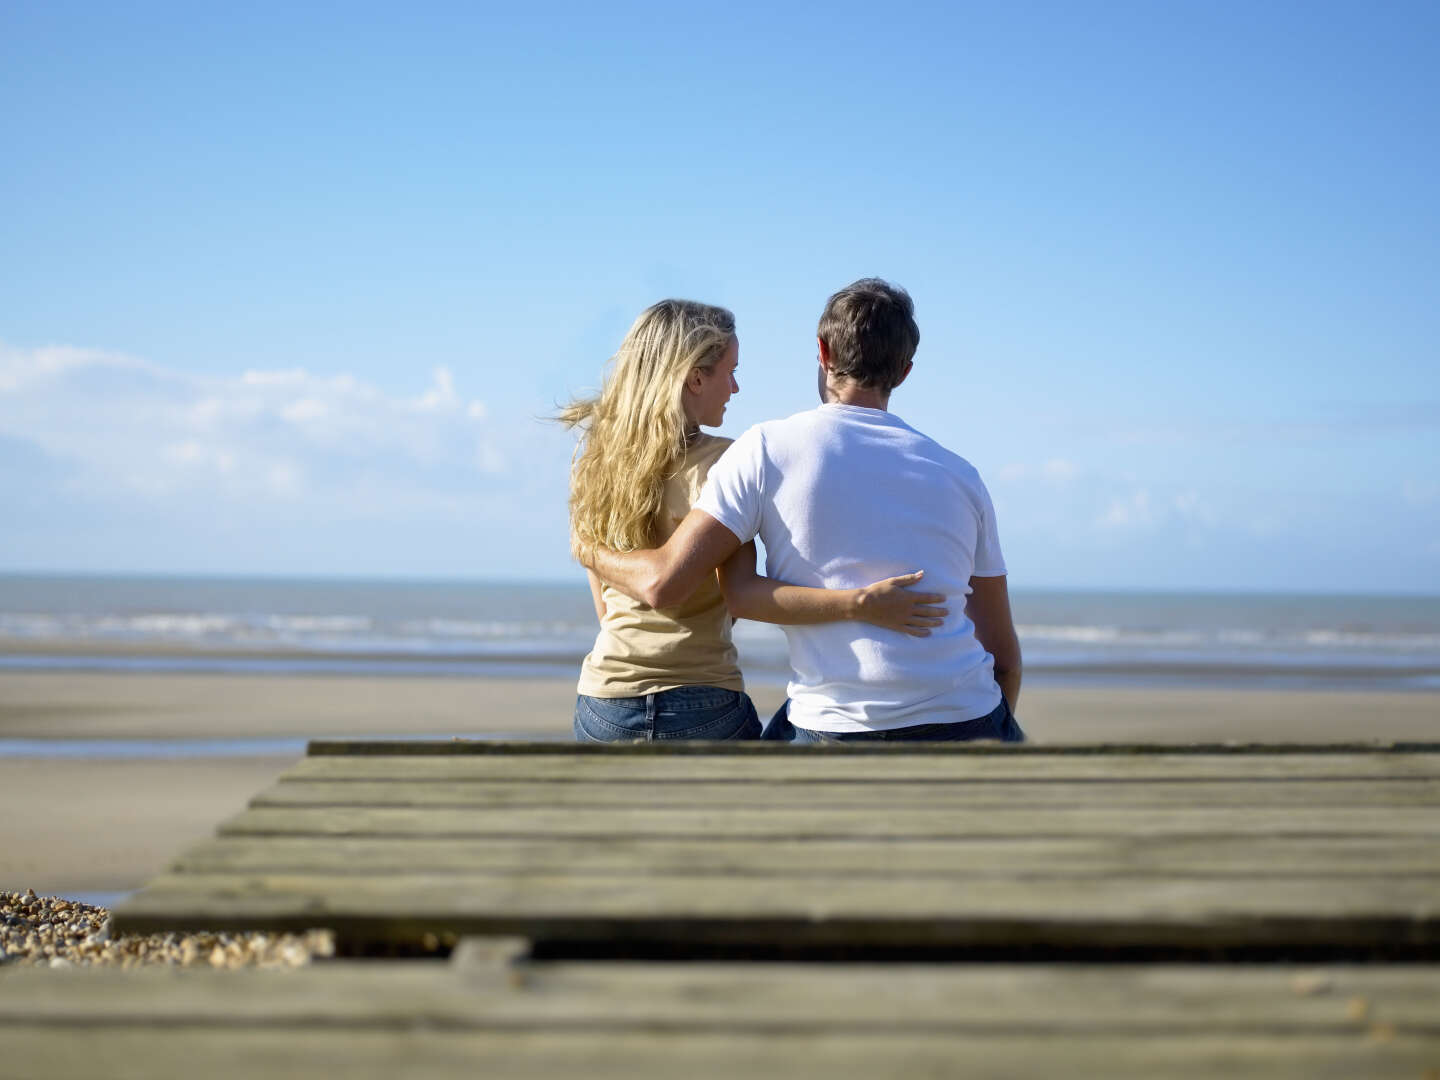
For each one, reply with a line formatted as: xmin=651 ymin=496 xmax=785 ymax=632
xmin=560 ymin=299 xmax=945 ymax=742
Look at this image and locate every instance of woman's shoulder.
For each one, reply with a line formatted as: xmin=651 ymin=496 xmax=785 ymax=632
xmin=685 ymin=432 xmax=734 ymax=469
xmin=671 ymin=435 xmax=735 ymax=502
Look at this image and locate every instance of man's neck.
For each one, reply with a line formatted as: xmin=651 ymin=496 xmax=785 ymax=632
xmin=825 ymin=384 xmax=891 ymax=411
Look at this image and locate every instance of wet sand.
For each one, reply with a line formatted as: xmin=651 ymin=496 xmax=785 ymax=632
xmin=1 ymin=671 xmax=1437 ymax=894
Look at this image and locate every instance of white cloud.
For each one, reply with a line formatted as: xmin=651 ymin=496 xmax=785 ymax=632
xmin=266 ymin=461 xmax=304 ymax=499
xmin=0 ymin=340 xmax=502 ymax=507
xmin=1099 ymin=489 xmax=1154 ymax=530
xmin=414 ymin=366 xmax=458 ymax=412
xmin=986 ymin=452 xmax=1221 ymax=544
xmin=1098 ymin=406 xmax=1440 ymax=449
xmin=1095 ymin=487 xmax=1219 ymax=534
xmin=1041 ymin=458 xmax=1079 ymax=482
xmin=476 ymin=442 xmax=506 ymax=474
xmin=241 ymin=368 xmax=306 ymax=387
xmin=1172 ymin=490 xmax=1200 ymax=515
xmin=995 ymin=458 xmax=1080 ymax=486
xmin=164 ymin=441 xmax=237 ymax=474
xmin=281 ymin=398 xmax=330 ymax=424
xmin=0 ymin=342 xmax=151 ymax=392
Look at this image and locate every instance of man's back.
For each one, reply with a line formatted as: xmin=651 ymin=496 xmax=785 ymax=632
xmin=697 ymin=402 xmax=1006 ymax=732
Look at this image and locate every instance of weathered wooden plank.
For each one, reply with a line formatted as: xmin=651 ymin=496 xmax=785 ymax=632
xmin=284 ymin=752 xmax=1440 ymax=783
xmin=6 ymin=1028 xmax=1437 ymax=1080
xmin=308 ymin=739 xmax=1440 ymax=756
xmin=169 ymin=833 xmax=1440 ymax=879
xmin=106 ymin=746 xmax=1440 ymax=955
xmin=4 ymin=962 xmax=1439 ymax=1031
xmin=214 ymin=804 xmax=1440 ymax=840
xmin=252 ymin=778 xmax=1440 ymax=810
xmin=113 ymin=871 xmax=1440 ymax=947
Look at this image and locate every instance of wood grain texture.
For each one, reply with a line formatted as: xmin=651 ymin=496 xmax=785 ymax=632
xmin=4 ymin=962 xmax=1439 ymax=1079
xmin=8 ymin=1028 xmax=1438 ymax=1080
xmin=113 ymin=870 xmax=1440 ymax=948
xmin=169 ymin=833 xmax=1440 ymax=879
xmin=308 ymin=740 xmax=1440 ymax=756
xmin=112 ymin=745 xmax=1440 ymax=952
xmin=285 ymin=751 xmax=1440 ymax=782
xmin=251 ymin=778 xmax=1440 ymax=809
xmin=215 ymin=803 xmax=1440 ymax=839
xmin=4 ymin=961 xmax=1439 ymax=1029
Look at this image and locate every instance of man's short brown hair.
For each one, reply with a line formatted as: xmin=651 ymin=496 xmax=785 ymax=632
xmin=817 ymin=278 xmax=920 ymax=392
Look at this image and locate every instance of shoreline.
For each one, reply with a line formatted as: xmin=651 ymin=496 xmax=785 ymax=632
xmin=4 ymin=670 xmax=1438 ymax=895
xmin=4 ymin=636 xmax=1438 ymax=692
xmin=4 ymin=670 xmax=1440 ymax=742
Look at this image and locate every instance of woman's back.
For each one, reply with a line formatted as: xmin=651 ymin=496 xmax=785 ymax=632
xmin=578 ymin=433 xmax=741 ymax=697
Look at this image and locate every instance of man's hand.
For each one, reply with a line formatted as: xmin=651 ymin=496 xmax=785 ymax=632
xmin=854 ymin=571 xmax=948 ymax=637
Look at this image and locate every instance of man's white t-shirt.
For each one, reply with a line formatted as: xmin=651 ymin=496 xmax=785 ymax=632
xmin=695 ymin=402 xmax=1007 ymax=733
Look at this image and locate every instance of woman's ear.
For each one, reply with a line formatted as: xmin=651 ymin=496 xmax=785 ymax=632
xmin=685 ymin=366 xmax=704 ymax=392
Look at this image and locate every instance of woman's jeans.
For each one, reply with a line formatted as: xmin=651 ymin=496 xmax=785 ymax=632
xmin=762 ymin=696 xmax=1025 ymax=744
xmin=574 ymin=686 xmax=762 ymax=742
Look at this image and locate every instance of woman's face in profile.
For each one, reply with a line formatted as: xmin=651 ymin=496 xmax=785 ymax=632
xmin=685 ymin=337 xmax=740 ymax=429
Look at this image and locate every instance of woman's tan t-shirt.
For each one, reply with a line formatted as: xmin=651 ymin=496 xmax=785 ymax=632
xmin=577 ymin=434 xmax=744 ymax=698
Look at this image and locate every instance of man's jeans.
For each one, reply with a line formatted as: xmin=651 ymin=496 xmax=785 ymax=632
xmin=762 ymin=696 xmax=1025 ymax=744
xmin=574 ymin=686 xmax=762 ymax=742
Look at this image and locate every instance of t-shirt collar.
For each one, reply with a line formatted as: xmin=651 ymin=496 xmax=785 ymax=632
xmin=820 ymin=401 xmax=901 ymax=423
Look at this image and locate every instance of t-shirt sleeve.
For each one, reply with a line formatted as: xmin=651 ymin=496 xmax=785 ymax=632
xmin=694 ymin=426 xmax=766 ymax=544
xmin=972 ymin=475 xmax=1008 ymax=577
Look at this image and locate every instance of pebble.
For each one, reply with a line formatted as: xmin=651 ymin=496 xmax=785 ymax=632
xmin=0 ymin=890 xmax=335 ymax=970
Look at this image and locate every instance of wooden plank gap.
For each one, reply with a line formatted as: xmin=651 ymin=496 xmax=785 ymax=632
xmin=306 ymin=740 xmax=1440 ymax=757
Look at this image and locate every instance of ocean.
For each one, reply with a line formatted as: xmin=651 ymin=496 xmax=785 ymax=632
xmin=3 ymin=574 xmax=1439 ymax=692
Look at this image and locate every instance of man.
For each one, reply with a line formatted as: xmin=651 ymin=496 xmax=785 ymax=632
xmin=583 ymin=278 xmax=1023 ymax=742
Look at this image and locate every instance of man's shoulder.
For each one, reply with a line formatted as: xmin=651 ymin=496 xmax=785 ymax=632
xmin=929 ymin=439 xmax=985 ymax=484
xmin=753 ymin=406 xmax=826 ymax=433
xmin=893 ymin=417 xmax=986 ymax=484
xmin=724 ymin=408 xmax=825 ymax=455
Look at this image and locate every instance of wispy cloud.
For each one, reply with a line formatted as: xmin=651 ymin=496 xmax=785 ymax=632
xmin=996 ymin=458 xmax=1081 ymax=485
xmin=1095 ymin=405 xmax=1440 ymax=449
xmin=0 ymin=341 xmax=506 ymax=506
xmin=991 ymin=455 xmax=1220 ymax=547
xmin=1098 ymin=489 xmax=1154 ymax=530
xmin=1096 ymin=488 xmax=1213 ymax=532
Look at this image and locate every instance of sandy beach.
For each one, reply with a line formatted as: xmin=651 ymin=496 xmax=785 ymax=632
xmin=2 ymin=670 xmax=1437 ymax=896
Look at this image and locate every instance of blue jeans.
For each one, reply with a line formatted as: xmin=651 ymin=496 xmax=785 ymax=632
xmin=574 ymin=686 xmax=762 ymax=742
xmin=761 ymin=696 xmax=1025 ymax=744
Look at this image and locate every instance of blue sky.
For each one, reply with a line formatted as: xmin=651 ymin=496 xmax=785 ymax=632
xmin=2 ymin=1 xmax=1437 ymax=591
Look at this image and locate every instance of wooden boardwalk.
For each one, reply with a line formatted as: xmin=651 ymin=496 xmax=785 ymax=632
xmin=4 ymin=741 xmax=1439 ymax=1076
xmin=5 ymin=953 xmax=1440 ymax=1077
xmin=113 ymin=742 xmax=1440 ymax=955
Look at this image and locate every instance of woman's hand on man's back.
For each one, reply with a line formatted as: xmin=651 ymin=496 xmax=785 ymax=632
xmin=854 ymin=571 xmax=948 ymax=637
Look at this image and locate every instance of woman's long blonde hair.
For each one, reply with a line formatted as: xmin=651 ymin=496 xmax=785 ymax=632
xmin=560 ymin=299 xmax=736 ymax=555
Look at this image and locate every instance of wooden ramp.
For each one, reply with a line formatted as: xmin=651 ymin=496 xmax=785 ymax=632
xmin=4 ymin=741 xmax=1438 ymax=1077
xmin=112 ymin=742 xmax=1440 ymax=956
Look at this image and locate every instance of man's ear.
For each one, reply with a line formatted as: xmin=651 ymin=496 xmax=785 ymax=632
xmin=893 ymin=359 xmax=914 ymax=389
xmin=817 ymin=336 xmax=832 ymax=372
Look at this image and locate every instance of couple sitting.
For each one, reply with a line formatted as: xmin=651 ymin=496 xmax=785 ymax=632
xmin=563 ymin=278 xmax=1023 ymax=744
